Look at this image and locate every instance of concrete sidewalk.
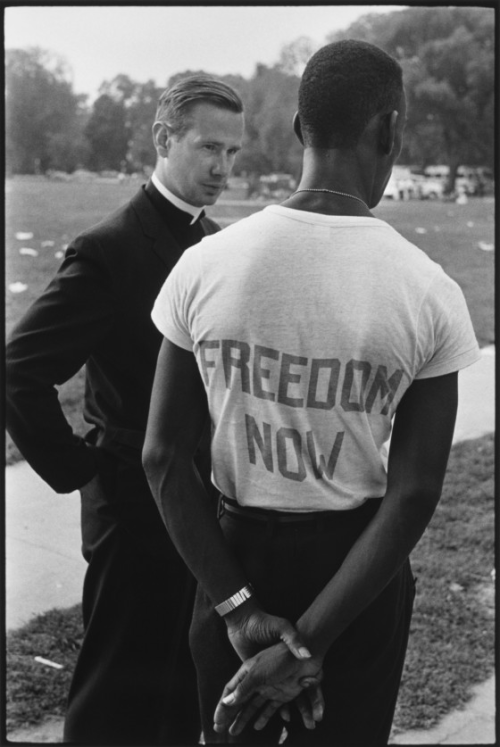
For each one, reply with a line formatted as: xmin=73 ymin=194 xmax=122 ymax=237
xmin=5 ymin=346 xmax=495 ymax=743
xmin=391 ymin=677 xmax=495 ymax=744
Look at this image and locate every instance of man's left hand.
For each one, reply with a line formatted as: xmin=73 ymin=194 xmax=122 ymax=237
xmin=226 ymin=606 xmax=313 ymax=662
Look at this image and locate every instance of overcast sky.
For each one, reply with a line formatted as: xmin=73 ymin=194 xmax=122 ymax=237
xmin=5 ymin=5 xmax=407 ymax=100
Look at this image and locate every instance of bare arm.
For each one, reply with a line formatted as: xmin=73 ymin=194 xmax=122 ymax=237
xmin=142 ymin=338 xmax=317 ymax=662
xmin=295 ymin=372 xmax=458 ymax=653
xmin=215 ymin=372 xmax=458 ymax=732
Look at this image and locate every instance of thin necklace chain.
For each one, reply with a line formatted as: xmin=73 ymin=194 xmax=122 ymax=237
xmin=293 ymin=188 xmax=368 ymax=210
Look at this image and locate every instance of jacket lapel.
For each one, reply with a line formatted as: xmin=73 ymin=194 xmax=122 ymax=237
xmin=130 ymin=185 xmax=185 ymax=268
xmin=130 ymin=183 xmax=221 ymax=268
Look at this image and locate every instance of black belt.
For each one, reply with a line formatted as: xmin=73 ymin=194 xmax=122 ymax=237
xmin=218 ymin=495 xmax=383 ymax=527
xmin=219 ymin=495 xmax=343 ymax=525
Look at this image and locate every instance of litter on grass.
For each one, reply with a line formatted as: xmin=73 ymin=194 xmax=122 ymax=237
xmin=19 ymin=247 xmax=39 ymax=257
xmin=467 ymin=221 xmax=474 ymax=228
xmin=15 ymin=231 xmax=34 ymax=240
xmin=415 ymin=227 xmax=427 ymax=234
xmin=55 ymin=251 xmax=64 ymax=259
xmin=34 ymin=656 xmax=64 ymax=670
xmin=9 ymin=282 xmax=28 ymax=293
xmin=41 ymin=240 xmax=55 ymax=247
xmin=478 ymin=242 xmax=494 ymax=252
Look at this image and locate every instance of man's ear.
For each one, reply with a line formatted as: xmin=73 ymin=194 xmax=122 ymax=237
xmin=293 ymin=112 xmax=304 ymax=145
xmin=152 ymin=121 xmax=171 ymax=158
xmin=379 ymin=110 xmax=399 ymax=156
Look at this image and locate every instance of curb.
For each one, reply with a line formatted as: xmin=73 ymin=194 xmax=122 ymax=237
xmin=391 ymin=676 xmax=495 ymax=744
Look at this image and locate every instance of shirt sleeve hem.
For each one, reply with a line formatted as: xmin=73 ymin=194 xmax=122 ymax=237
xmin=415 ymin=346 xmax=483 ymax=380
xmin=157 ymin=326 xmax=194 ymax=351
xmin=151 ymin=308 xmax=193 ymax=351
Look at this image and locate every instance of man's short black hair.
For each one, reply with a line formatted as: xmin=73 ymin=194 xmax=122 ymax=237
xmin=298 ymin=39 xmax=403 ymax=149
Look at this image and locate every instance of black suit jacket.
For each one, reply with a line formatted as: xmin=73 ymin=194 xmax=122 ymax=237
xmin=6 ymin=183 xmax=219 ymax=493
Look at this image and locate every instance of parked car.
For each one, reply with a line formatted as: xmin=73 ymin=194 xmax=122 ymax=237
xmin=424 ymin=165 xmax=478 ymax=195
xmin=383 ymin=166 xmax=417 ymax=200
xmin=257 ymin=173 xmax=297 ymax=199
xmin=474 ymin=167 xmax=495 ymax=196
xmin=417 ymin=176 xmax=445 ymax=200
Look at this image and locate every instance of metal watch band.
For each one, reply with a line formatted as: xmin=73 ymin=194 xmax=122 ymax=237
xmin=214 ymin=585 xmax=254 ymax=617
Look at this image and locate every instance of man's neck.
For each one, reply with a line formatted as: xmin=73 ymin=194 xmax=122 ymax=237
xmin=283 ymin=149 xmax=375 ymax=216
xmin=152 ymin=172 xmax=204 ymax=223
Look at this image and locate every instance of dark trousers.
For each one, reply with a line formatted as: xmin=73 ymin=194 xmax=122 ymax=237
xmin=190 ymin=498 xmax=415 ymax=745
xmin=63 ymin=454 xmax=201 ymax=745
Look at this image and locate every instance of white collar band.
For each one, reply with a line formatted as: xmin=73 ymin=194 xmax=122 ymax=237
xmin=152 ymin=172 xmax=204 ymax=224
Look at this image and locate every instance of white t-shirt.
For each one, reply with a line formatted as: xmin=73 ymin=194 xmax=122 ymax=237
xmin=152 ymin=205 xmax=481 ymax=511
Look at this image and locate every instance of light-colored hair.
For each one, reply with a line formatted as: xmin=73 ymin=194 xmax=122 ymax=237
xmin=155 ymin=74 xmax=243 ymax=138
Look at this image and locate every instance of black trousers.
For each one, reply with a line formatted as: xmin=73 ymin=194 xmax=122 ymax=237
xmin=63 ymin=453 xmax=201 ymax=745
xmin=190 ymin=498 xmax=415 ymax=745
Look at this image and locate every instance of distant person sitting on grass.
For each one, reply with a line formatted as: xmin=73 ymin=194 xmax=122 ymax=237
xmin=143 ymin=40 xmax=481 ymax=745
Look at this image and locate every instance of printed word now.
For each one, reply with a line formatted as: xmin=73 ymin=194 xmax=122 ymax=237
xmin=245 ymin=414 xmax=345 ymax=483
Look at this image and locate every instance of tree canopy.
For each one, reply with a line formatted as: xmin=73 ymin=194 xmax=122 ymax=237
xmin=5 ymin=7 xmax=494 ymax=183
xmin=328 ymin=6 xmax=494 ymax=188
xmin=6 ymin=47 xmax=88 ymax=174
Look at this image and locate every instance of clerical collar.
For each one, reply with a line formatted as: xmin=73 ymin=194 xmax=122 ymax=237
xmin=152 ymin=172 xmax=204 ymax=225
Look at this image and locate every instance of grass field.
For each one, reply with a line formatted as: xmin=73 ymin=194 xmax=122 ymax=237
xmin=5 ymin=176 xmax=495 ymax=464
xmin=5 ymin=176 xmax=495 ymax=736
xmin=5 ymin=434 xmax=495 ymax=735
xmin=6 ymin=177 xmax=495 ymax=345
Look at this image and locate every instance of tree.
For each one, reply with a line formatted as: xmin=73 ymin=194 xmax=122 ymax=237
xmin=99 ymin=74 xmax=163 ymax=172
xmin=84 ymin=93 xmax=129 ymax=172
xmin=236 ymin=64 xmax=302 ymax=179
xmin=6 ymin=47 xmax=88 ymax=174
xmin=277 ymin=36 xmax=318 ymax=76
xmin=327 ymin=7 xmax=494 ymax=191
xmin=126 ymin=80 xmax=162 ymax=172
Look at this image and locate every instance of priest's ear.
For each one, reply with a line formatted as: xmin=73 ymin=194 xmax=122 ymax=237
xmin=293 ymin=112 xmax=304 ymax=145
xmin=152 ymin=121 xmax=172 ymax=158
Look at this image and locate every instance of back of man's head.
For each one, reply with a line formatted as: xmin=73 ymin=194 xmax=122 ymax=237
xmin=155 ymin=74 xmax=243 ymax=138
xmin=298 ymin=40 xmax=403 ymax=150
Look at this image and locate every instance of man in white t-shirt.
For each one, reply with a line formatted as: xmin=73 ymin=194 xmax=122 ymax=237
xmin=144 ymin=40 xmax=481 ymax=745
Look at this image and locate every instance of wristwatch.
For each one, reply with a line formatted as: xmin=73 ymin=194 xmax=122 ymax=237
xmin=214 ymin=584 xmax=254 ymax=617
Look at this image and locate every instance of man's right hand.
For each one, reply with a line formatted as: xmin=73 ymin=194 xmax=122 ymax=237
xmin=213 ymin=641 xmax=324 ymax=735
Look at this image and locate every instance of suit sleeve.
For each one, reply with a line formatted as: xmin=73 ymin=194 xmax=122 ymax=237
xmin=6 ymin=235 xmax=116 ymax=493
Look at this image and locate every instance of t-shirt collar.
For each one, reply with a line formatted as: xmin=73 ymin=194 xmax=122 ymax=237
xmin=152 ymin=172 xmax=204 ymax=225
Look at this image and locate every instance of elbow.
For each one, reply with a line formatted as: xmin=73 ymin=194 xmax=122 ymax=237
xmin=142 ymin=436 xmax=179 ymax=490
xmin=142 ymin=439 xmax=167 ymax=479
